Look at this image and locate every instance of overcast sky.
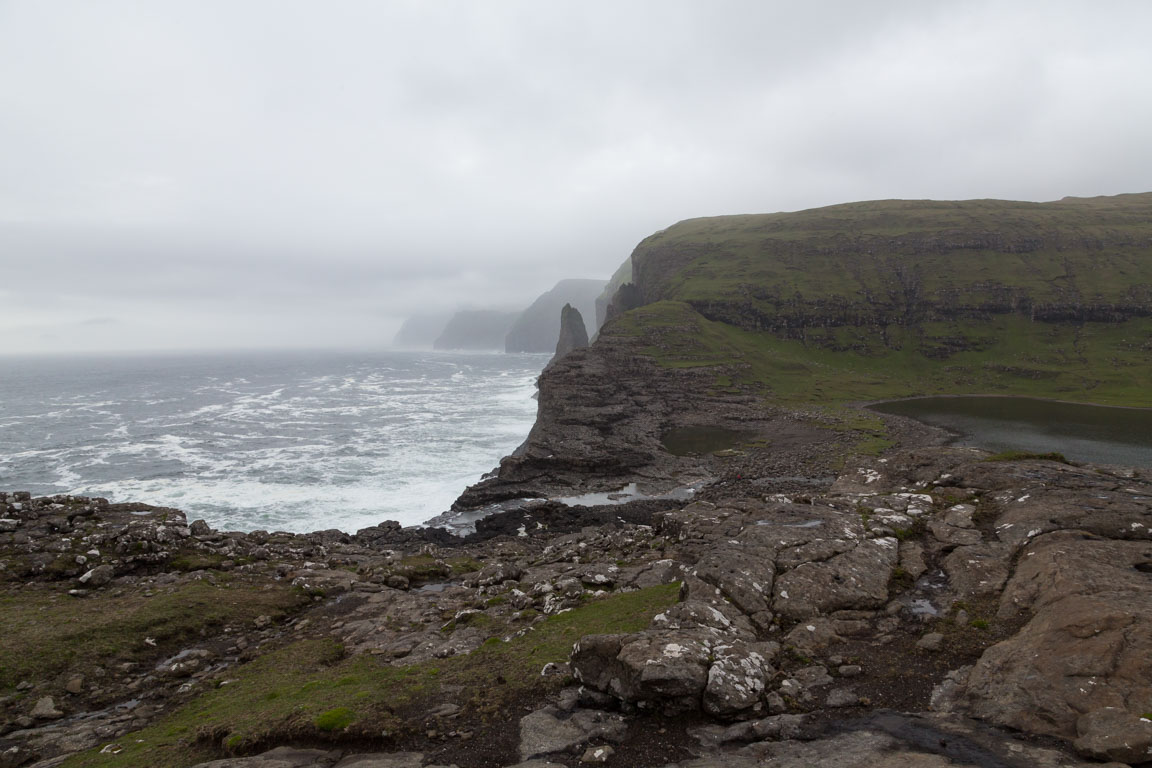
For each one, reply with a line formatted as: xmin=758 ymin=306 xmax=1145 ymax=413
xmin=2 ymin=1 xmax=1150 ymax=354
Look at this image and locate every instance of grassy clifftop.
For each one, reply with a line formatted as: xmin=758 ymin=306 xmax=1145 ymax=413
xmin=607 ymin=193 xmax=1152 ymax=406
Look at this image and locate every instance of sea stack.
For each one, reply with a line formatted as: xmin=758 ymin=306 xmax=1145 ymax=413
xmin=553 ymin=303 xmax=589 ymax=360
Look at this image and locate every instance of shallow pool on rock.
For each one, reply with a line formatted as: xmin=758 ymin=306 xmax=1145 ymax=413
xmin=870 ymin=396 xmax=1152 ymax=467
xmin=661 ymin=426 xmax=757 ymax=457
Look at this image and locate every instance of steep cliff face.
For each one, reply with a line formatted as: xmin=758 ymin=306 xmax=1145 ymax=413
xmin=593 ymin=257 xmax=633 ymax=329
xmin=432 ymin=310 xmax=520 ymax=351
xmin=612 ymin=193 xmax=1152 ymax=406
xmin=453 ymin=304 xmax=838 ymax=508
xmin=504 ymin=278 xmax=607 ymax=352
xmin=628 ymin=193 xmax=1152 ymax=329
xmin=391 ymin=312 xmax=452 ymax=349
xmin=459 ymin=192 xmax=1152 ymax=510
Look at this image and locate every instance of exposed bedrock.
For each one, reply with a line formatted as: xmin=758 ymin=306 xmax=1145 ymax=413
xmin=565 ymin=448 xmax=1152 ymax=764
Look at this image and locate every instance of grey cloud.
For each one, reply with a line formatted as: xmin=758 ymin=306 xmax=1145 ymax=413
xmin=1 ymin=0 xmax=1150 ymax=353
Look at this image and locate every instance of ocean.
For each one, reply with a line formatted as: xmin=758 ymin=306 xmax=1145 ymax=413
xmin=0 ymin=350 xmax=546 ymax=532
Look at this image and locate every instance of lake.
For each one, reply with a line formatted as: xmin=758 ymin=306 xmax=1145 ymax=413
xmin=869 ymin=396 xmax=1152 ymax=468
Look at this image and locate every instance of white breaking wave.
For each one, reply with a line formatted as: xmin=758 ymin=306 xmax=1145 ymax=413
xmin=0 ymin=350 xmax=546 ymax=532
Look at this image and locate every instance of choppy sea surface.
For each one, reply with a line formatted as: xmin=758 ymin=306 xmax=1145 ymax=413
xmin=0 ymin=350 xmax=546 ymax=532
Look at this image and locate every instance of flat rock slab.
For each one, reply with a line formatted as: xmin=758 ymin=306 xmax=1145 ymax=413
xmin=518 ymin=706 xmax=627 ymax=761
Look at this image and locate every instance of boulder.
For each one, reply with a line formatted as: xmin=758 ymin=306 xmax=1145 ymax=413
xmin=571 ymin=631 xmax=713 ymax=710
xmin=518 ymin=706 xmax=626 ymax=760
xmin=702 ymin=642 xmax=778 ymax=717
xmin=1073 ymin=708 xmax=1152 ymax=763
xmin=30 ymin=696 xmax=63 ymax=720
xmin=962 ymin=532 xmax=1152 ymax=740
xmin=77 ymin=564 xmax=114 ymax=588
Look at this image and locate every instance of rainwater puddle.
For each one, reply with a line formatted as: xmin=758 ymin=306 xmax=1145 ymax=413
xmin=661 ymin=426 xmax=757 ymax=456
xmin=555 ymin=483 xmax=696 ymax=507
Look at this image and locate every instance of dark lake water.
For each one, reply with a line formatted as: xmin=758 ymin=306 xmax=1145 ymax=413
xmin=661 ymin=426 xmax=756 ymax=456
xmin=869 ymin=396 xmax=1152 ymax=468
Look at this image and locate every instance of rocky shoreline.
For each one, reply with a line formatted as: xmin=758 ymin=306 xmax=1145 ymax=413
xmin=3 ymin=425 xmax=1151 ymax=767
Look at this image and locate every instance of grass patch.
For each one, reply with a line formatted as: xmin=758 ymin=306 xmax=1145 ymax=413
xmin=888 ymin=566 xmax=914 ymax=592
xmin=61 ymin=582 xmax=681 ymax=768
xmin=892 ymin=518 xmax=927 ymax=541
xmin=394 ymin=555 xmax=484 ymax=584
xmin=313 ymin=706 xmax=356 ymax=732
xmin=0 ymin=580 xmax=307 ymax=693
xmin=167 ymin=553 xmax=228 ymax=572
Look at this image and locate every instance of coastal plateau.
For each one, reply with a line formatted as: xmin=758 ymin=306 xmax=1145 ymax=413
xmin=3 ymin=193 xmax=1152 ymax=768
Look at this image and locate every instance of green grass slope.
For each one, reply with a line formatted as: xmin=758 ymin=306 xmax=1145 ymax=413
xmin=62 ymin=583 xmax=680 ymax=768
xmin=609 ymin=193 xmax=1152 ymax=406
